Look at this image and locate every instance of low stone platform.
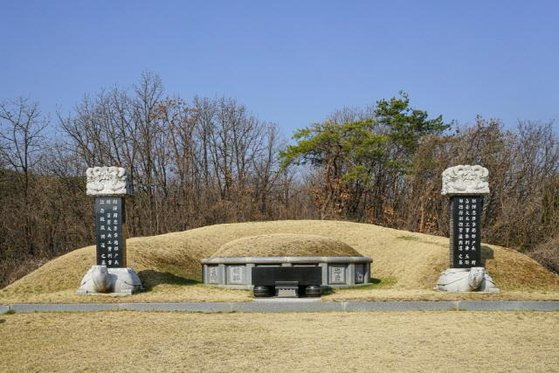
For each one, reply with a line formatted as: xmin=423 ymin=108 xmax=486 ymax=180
xmin=201 ymin=256 xmax=373 ymax=288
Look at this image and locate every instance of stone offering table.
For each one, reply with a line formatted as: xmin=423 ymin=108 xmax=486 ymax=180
xmin=252 ymin=266 xmax=323 ymax=298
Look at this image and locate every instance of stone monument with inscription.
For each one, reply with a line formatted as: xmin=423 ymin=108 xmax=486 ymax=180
xmin=77 ymin=166 xmax=143 ymax=295
xmin=436 ymin=165 xmax=499 ymax=292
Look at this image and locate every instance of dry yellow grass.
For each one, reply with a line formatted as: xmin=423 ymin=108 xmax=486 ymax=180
xmin=1 ymin=220 xmax=558 ymax=303
xmin=212 ymin=233 xmax=362 ymax=257
xmin=1 ymin=311 xmax=558 ymax=372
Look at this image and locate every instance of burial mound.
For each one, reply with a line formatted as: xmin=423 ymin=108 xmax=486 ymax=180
xmin=205 ymin=233 xmax=371 ymax=289
xmin=211 ymin=233 xmax=362 ymax=257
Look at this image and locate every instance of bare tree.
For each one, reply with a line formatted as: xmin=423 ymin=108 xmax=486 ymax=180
xmin=0 ymin=98 xmax=48 ymax=255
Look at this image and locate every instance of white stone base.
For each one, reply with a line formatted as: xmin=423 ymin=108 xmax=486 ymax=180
xmin=436 ymin=267 xmax=499 ymax=293
xmin=77 ymin=265 xmax=143 ymax=295
xmin=276 ymin=286 xmax=298 ymax=298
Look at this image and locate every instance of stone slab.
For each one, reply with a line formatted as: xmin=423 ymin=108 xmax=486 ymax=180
xmin=355 ymin=264 xmax=366 ymax=284
xmin=227 ymin=265 xmax=246 ymax=285
xmin=0 ymin=305 xmax=9 ymax=314
xmin=329 ymin=265 xmax=346 ymax=284
xmin=207 ymin=266 xmax=219 ymax=284
xmin=236 ymin=301 xmax=343 ymax=313
xmin=276 ymin=287 xmax=298 ymax=298
xmin=202 ymin=256 xmax=372 ymax=264
xmin=253 ymin=298 xmax=322 ymax=303
xmin=449 ymin=196 xmax=483 ymax=268
xmin=95 ymin=197 xmax=126 ymax=267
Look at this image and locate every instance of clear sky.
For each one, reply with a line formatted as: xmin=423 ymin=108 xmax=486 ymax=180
xmin=1 ymin=0 xmax=558 ymax=135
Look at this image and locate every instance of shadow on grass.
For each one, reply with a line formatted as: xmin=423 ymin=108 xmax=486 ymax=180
xmin=481 ymin=245 xmax=494 ymax=266
xmin=397 ymin=234 xmax=447 ymax=248
xmin=326 ymin=277 xmax=396 ymax=293
xmin=138 ymin=270 xmax=201 ymax=291
xmin=397 ymin=235 xmax=419 ymax=241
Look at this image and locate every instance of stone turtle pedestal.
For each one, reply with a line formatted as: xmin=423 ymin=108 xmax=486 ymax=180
xmin=78 ymin=265 xmax=143 ymax=295
xmin=436 ymin=267 xmax=499 ymax=293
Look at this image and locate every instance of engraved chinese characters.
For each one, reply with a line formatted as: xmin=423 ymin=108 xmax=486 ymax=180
xmin=329 ymin=265 xmax=346 ymax=284
xmin=227 ymin=266 xmax=244 ymax=284
xmin=441 ymin=164 xmax=490 ymax=269
xmin=451 ymin=196 xmax=482 ymax=268
xmin=207 ymin=266 xmax=219 ymax=284
xmin=95 ymin=197 xmax=126 ymax=268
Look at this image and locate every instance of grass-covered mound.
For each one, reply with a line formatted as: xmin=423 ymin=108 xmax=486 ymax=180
xmin=1 ymin=220 xmax=558 ymax=303
xmin=212 ymin=233 xmax=362 ymax=257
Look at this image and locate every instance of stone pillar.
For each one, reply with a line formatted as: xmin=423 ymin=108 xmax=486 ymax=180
xmin=77 ymin=167 xmax=143 ymax=295
xmin=347 ymin=264 xmax=356 ymax=286
xmin=319 ymin=263 xmax=328 ymax=285
xmin=218 ymin=264 xmax=226 ymax=284
xmin=364 ymin=263 xmax=371 ymax=284
xmin=246 ymin=263 xmax=255 ymax=287
xmin=436 ymin=165 xmax=499 ymax=292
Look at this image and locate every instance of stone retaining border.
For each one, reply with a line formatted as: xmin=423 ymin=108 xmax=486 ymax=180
xmin=202 ymin=256 xmax=373 ymax=288
xmin=1 ymin=300 xmax=558 ymax=314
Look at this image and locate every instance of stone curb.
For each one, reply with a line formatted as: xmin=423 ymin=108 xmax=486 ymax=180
xmin=8 ymin=303 xmax=120 ymax=313
xmin=343 ymin=301 xmax=460 ymax=312
xmin=1 ymin=301 xmax=558 ymax=314
xmin=455 ymin=300 xmax=559 ymax=311
xmin=116 ymin=302 xmax=235 ymax=313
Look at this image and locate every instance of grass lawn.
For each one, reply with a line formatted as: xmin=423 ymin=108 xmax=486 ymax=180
xmin=1 ymin=311 xmax=558 ymax=372
xmin=1 ymin=282 xmax=558 ymax=304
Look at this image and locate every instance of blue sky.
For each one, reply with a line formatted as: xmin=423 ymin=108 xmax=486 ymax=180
xmin=1 ymin=0 xmax=558 ymax=135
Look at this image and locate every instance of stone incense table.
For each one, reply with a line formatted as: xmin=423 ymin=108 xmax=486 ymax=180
xmin=436 ymin=165 xmax=499 ymax=292
xmin=77 ymin=166 xmax=143 ymax=295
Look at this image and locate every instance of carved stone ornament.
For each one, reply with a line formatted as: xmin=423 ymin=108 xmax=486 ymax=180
xmin=86 ymin=166 xmax=130 ymax=196
xmin=441 ymin=165 xmax=489 ymax=196
xmin=77 ymin=265 xmax=143 ymax=295
xmin=436 ymin=267 xmax=499 ymax=293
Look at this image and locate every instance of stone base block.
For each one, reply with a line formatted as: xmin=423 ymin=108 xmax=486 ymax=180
xmin=436 ymin=267 xmax=499 ymax=293
xmin=275 ymin=286 xmax=298 ymax=298
xmin=77 ymin=265 xmax=143 ymax=295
